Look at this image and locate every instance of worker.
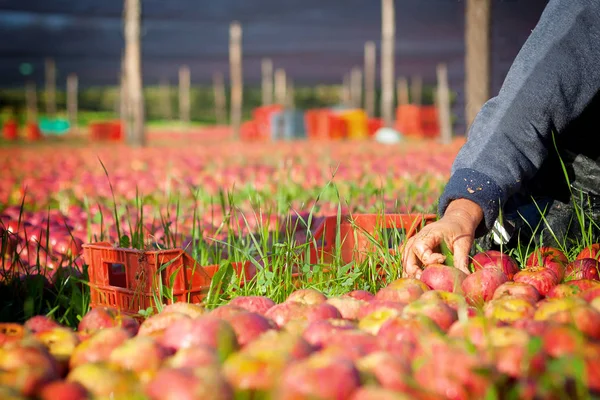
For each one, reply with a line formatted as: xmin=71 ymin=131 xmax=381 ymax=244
xmin=403 ymin=0 xmax=600 ymax=278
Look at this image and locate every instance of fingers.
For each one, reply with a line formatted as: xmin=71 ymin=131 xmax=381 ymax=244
xmin=402 ymin=237 xmax=420 ymax=278
xmin=402 ymin=228 xmax=445 ymax=277
xmin=451 ymin=236 xmax=473 ymax=275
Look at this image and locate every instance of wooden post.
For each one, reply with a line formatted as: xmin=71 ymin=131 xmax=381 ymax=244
xmin=274 ymin=68 xmax=287 ymax=107
xmin=45 ymin=58 xmax=56 ymax=119
xmin=261 ymin=58 xmax=273 ymax=106
xmin=179 ymin=65 xmax=190 ymax=125
xmin=350 ymin=67 xmax=363 ymax=109
xmin=396 ymin=77 xmax=409 ymax=107
xmin=364 ymin=41 xmax=376 ymax=117
xmin=381 ymin=0 xmax=395 ymax=127
xmin=436 ymin=63 xmax=452 ymax=144
xmin=124 ymin=0 xmax=145 ymax=147
xmin=159 ymin=79 xmax=172 ymax=121
xmin=341 ymin=74 xmax=352 ymax=107
xmin=67 ymin=74 xmax=78 ymax=133
xmin=465 ymin=0 xmax=491 ymax=131
xmin=229 ymin=21 xmax=243 ymax=139
xmin=213 ymin=71 xmax=227 ymax=125
xmin=411 ymin=75 xmax=422 ymax=106
xmin=287 ymin=79 xmax=295 ymax=108
xmin=25 ymin=81 xmax=37 ymax=122
xmin=119 ymin=53 xmax=128 ymax=122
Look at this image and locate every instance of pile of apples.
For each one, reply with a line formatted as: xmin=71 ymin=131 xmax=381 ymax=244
xmin=1 ymin=245 xmax=600 ymax=399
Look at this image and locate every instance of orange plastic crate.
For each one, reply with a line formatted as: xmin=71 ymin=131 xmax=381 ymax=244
xmin=305 ymin=213 xmax=437 ymax=265
xmin=25 ymin=123 xmax=42 ymax=141
xmin=82 ymin=242 xmax=254 ymax=316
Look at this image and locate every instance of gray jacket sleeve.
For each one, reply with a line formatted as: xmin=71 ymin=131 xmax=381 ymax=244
xmin=438 ymin=0 xmax=600 ymax=236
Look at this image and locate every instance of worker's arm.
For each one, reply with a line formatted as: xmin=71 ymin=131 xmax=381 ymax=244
xmin=443 ymin=0 xmax=600 ymax=234
xmin=404 ymin=0 xmax=600 ymax=276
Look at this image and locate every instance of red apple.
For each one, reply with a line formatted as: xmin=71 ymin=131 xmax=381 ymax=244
xmin=357 ymin=300 xmax=406 ymax=320
xmin=286 ymin=288 xmax=327 ymax=305
xmin=216 ymin=311 xmax=276 ymax=347
xmin=69 ymin=327 xmax=133 ymax=369
xmin=350 ymin=386 xmax=414 ymax=400
xmin=275 ymin=352 xmax=361 ymax=400
xmin=374 ymin=284 xmax=424 ymax=303
xmin=461 ymin=267 xmax=508 ymax=306
xmin=325 ymin=297 xmax=368 ymax=320
xmin=546 ymin=283 xmax=585 ymax=298
xmin=533 ymin=297 xmax=587 ymax=321
xmin=584 ymin=342 xmax=600 ymax=392
xmin=568 ymin=279 xmax=600 ymax=292
xmin=208 ymin=304 xmax=246 ymax=319
xmin=526 ymin=246 xmax=568 ymax=282
xmin=513 ymin=266 xmax=559 ymax=297
xmin=576 ymin=243 xmax=600 ymax=261
xmin=493 ymin=343 xmax=547 ymax=379
xmin=35 ymin=327 xmax=80 ymax=373
xmin=223 ymin=330 xmax=314 ymax=392
xmin=420 ymin=264 xmax=467 ymax=293
xmin=77 ymin=307 xmax=139 ymax=338
xmin=302 ymin=319 xmax=356 ymax=348
xmin=0 ymin=342 xmax=61 ymax=396
xmin=564 ymin=258 xmax=600 ymax=281
xmin=264 ymin=302 xmax=341 ymax=327
xmin=413 ymin=339 xmax=494 ymax=400
xmin=385 ymin=277 xmax=430 ymax=293
xmin=545 ymin=304 xmax=600 ymax=340
xmin=322 ymin=330 xmax=380 ymax=360
xmin=377 ymin=316 xmax=441 ymax=358
xmin=419 ymin=290 xmax=469 ymax=312
xmin=145 ymin=366 xmax=234 ymax=400
xmin=159 ymin=316 xmax=238 ymax=361
xmin=343 ymin=290 xmax=375 ymax=302
xmin=164 ymin=346 xmax=220 ymax=370
xmin=402 ymin=298 xmax=458 ymax=332
xmin=355 ymin=351 xmax=411 ymax=391
xmin=492 ymin=282 xmax=542 ymax=305
xmin=581 ymin=287 xmax=600 ymax=303
xmin=228 ymin=296 xmax=276 ymax=315
xmin=358 ymin=308 xmax=403 ymax=335
xmin=138 ymin=312 xmax=190 ymax=338
xmin=448 ymin=316 xmax=497 ymax=349
xmin=541 ymin=323 xmax=586 ymax=358
xmin=161 ymin=302 xmax=205 ymax=318
xmin=109 ymin=336 xmax=169 ymax=382
xmin=484 ymin=297 xmax=536 ymax=323
xmin=24 ymin=315 xmax=60 ymax=334
xmin=472 ymin=250 xmax=520 ymax=280
xmin=511 ymin=319 xmax=550 ymax=337
xmin=38 ymin=381 xmax=89 ymax=400
xmin=67 ymin=362 xmax=140 ymax=398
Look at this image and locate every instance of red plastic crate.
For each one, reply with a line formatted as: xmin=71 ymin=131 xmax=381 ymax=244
xmin=367 ymin=118 xmax=384 ymax=137
xmin=240 ymin=120 xmax=259 ymax=141
xmin=419 ymin=106 xmax=440 ymax=138
xmin=2 ymin=120 xmax=18 ymax=141
xmin=82 ymin=242 xmax=254 ymax=316
xmin=252 ymin=105 xmax=284 ymax=141
xmin=305 ymin=213 xmax=437 ymax=265
xmin=89 ymin=120 xmax=123 ymax=142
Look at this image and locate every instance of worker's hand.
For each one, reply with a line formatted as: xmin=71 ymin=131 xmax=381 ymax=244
xmin=402 ymin=199 xmax=484 ymax=278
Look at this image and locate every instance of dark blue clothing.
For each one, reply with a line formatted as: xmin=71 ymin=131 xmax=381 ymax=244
xmin=438 ymin=0 xmax=600 ymax=239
